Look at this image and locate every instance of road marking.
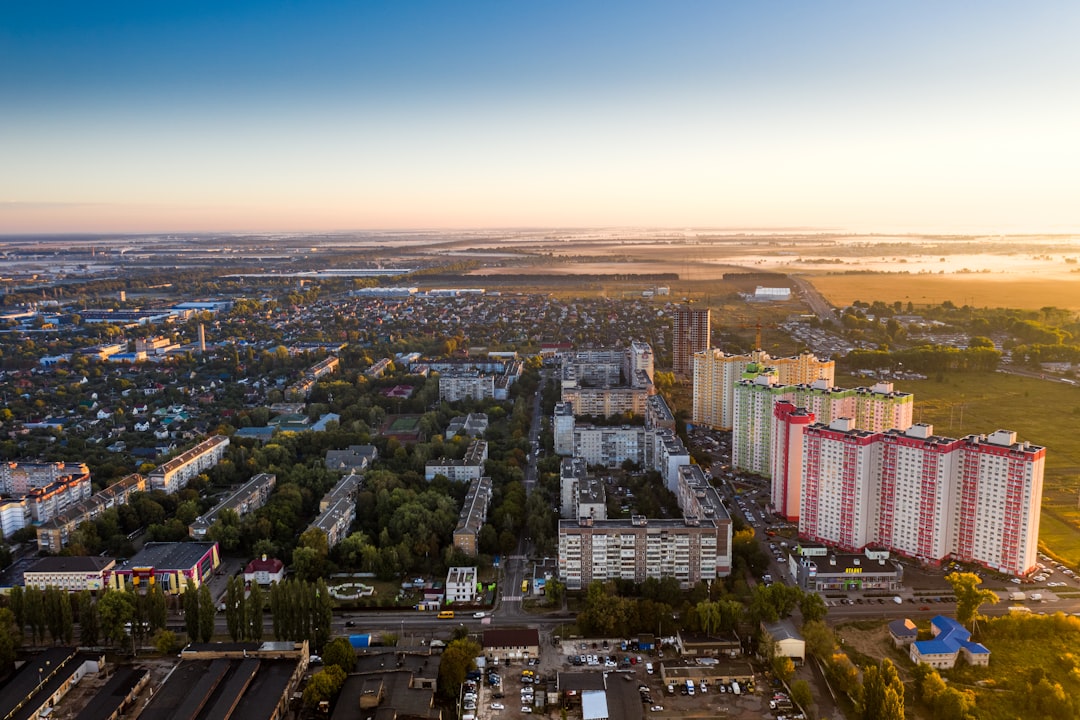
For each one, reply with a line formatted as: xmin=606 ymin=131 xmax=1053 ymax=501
xmin=502 ymin=596 xmax=522 ymax=602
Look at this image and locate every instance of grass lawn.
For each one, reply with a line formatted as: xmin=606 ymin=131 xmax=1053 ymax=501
xmin=837 ymin=370 xmax=1080 ymax=560
xmin=387 ymin=415 xmax=420 ymax=432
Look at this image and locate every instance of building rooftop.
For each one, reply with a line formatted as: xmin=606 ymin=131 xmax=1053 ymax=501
xmin=118 ymin=541 xmax=217 ymax=571
xmin=24 ymin=555 xmax=114 ymax=574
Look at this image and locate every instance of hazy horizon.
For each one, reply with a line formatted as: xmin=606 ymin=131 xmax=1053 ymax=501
xmin=3 ymin=2 xmax=1078 ymax=234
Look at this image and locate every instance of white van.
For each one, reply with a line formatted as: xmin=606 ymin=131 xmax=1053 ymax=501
xmin=686 ymin=680 xmax=695 ymax=696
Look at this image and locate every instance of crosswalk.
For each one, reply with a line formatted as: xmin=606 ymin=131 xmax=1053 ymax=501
xmin=501 ymin=596 xmax=522 ymax=602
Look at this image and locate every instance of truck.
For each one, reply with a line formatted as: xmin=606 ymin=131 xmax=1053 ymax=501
xmin=1010 ymin=591 xmax=1026 ymax=602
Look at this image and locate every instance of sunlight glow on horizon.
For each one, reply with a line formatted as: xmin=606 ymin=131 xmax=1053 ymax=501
xmin=2 ymin=2 xmax=1078 ymax=235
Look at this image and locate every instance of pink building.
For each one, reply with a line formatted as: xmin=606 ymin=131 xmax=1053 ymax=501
xmin=770 ymin=402 xmax=815 ymax=521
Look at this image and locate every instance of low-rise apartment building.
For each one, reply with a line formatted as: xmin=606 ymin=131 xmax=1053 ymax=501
xmin=189 ymin=473 xmax=276 ymax=539
xmin=453 ymin=475 xmax=493 ymax=557
xmin=306 ymin=472 xmax=361 ymax=549
xmin=149 ymin=435 xmax=230 ymax=494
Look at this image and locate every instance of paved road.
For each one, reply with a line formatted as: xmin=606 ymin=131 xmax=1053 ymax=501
xmin=789 ymin=275 xmax=835 ymax=323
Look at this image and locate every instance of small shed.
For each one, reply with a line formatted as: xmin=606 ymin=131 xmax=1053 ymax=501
xmin=888 ymin=618 xmax=918 ymax=648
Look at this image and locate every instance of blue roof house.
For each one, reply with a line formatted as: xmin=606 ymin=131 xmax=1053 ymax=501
xmin=910 ymin=616 xmax=990 ymax=669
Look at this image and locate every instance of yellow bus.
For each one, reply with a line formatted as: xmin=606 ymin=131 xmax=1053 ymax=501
xmin=521 ymin=580 xmax=529 ymax=593
xmin=437 ymin=610 xmax=455 ymax=619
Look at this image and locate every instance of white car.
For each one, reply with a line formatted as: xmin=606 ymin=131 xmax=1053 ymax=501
xmin=490 ymin=703 xmax=505 ymax=710
xmin=521 ymin=707 xmax=533 ymax=714
xmin=473 ymin=611 xmax=487 ymax=618
xmin=650 ymin=706 xmax=664 ymax=712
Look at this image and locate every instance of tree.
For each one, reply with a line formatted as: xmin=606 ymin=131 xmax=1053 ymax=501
xmin=78 ymin=590 xmax=99 ymax=646
xmin=772 ymin=655 xmax=795 ymax=684
xmin=154 ymin=629 xmax=179 ymax=655
xmin=946 ymin=572 xmax=998 ymax=628
xmin=799 ymin=592 xmax=828 ymax=624
xmin=860 ymin=658 xmax=904 ymax=720
xmin=0 ymin=608 xmax=19 ymax=672
xmin=226 ymin=576 xmax=245 ymax=641
xmin=302 ymin=665 xmax=347 ymax=707
xmin=247 ymin=581 xmax=264 ymax=642
xmin=183 ymin=579 xmax=199 ymax=641
xmin=24 ymin=587 xmax=45 ymax=644
xmin=322 ymin=637 xmax=356 ymax=676
xmin=97 ymin=591 xmax=135 ymax=647
xmin=801 ymin=620 xmax=836 ymax=661
xmin=790 ymin=679 xmax=814 ymax=718
xmin=438 ymin=637 xmax=482 ymax=698
xmin=198 ymin=584 xmax=216 ymax=643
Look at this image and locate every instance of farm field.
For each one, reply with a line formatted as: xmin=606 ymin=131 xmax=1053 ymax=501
xmin=805 ymin=271 xmax=1080 ymax=311
xmin=837 ymin=370 xmax=1080 ymax=563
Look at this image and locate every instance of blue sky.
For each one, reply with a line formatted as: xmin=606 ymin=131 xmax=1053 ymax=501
xmin=2 ymin=1 xmax=1078 ymax=233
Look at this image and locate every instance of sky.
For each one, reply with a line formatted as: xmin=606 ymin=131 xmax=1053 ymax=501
xmin=2 ymin=1 xmax=1078 ymax=234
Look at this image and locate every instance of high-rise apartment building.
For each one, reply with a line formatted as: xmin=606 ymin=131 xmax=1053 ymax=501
xmin=799 ymin=422 xmax=1044 ymax=577
xmin=771 ymin=402 xmax=815 ymax=521
xmin=673 ymin=306 xmax=711 ymax=377
xmin=692 ymin=350 xmax=836 ymax=431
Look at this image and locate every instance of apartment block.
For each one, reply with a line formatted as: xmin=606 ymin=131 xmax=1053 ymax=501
xmin=149 ymin=435 xmax=230 ymax=494
xmin=445 ymin=566 xmax=478 ymax=604
xmin=571 ymin=425 xmax=646 ymax=468
xmin=36 ymin=474 xmax=147 ymax=552
xmin=425 ymin=439 xmax=488 ymax=481
xmin=553 ymin=402 xmax=576 ymax=455
xmin=189 ymin=473 xmax=276 ymax=539
xmin=771 ymin=402 xmax=815 ymax=521
xmin=26 ymin=474 xmax=93 ymax=524
xmin=306 ymin=472 xmax=361 ymax=549
xmin=558 ymin=515 xmax=721 ymax=590
xmin=0 ymin=461 xmax=90 ymax=496
xmin=560 ymin=384 xmax=650 ymax=417
xmin=673 ymin=306 xmax=711 ymax=377
xmin=800 ymin=418 xmax=882 ymax=551
xmin=453 ymin=475 xmax=493 ymax=557
xmin=438 ymin=372 xmax=495 ymax=402
xmin=800 ymin=422 xmax=1045 ymax=577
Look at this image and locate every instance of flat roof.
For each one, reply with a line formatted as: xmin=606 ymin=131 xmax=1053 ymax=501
xmin=0 ymin=647 xmax=78 ymax=720
xmin=117 ymin=542 xmax=217 ymax=571
xmin=73 ymin=666 xmax=150 ymax=720
xmin=24 ymin=555 xmax=114 ymax=574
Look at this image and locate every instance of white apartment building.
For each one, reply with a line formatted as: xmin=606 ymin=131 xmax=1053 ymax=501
xmin=800 ymin=421 xmax=1044 ymax=577
xmin=876 ymin=425 xmax=961 ymax=563
xmin=0 ymin=461 xmax=90 ymax=496
xmin=445 ymin=566 xmax=478 ymax=604
xmin=800 ymin=418 xmax=882 ymax=551
xmin=558 ymin=516 xmax=720 ymax=590
xmin=572 ymin=425 xmax=646 ymax=468
xmin=554 ymin=402 xmax=576 ymax=455
xmin=149 ymin=435 xmax=230 ymax=494
xmin=439 ymin=372 xmax=495 ymax=402
xmin=953 ymin=430 xmax=1044 ymax=576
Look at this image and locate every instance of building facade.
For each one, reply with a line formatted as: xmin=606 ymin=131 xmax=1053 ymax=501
xmin=149 ymin=435 xmax=230 ymax=494
xmin=673 ymin=306 xmax=710 ymax=377
xmin=453 ymin=475 xmax=493 ymax=557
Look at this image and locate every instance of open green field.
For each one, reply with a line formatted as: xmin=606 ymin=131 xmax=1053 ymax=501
xmin=809 ymin=272 xmax=1080 ymax=311
xmin=837 ymin=370 xmax=1080 ymax=563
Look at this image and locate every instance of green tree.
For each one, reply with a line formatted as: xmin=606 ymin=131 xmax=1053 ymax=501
xmin=799 ymin=592 xmax=828 ymax=624
xmin=302 ymin=665 xmax=347 ymax=707
xmin=790 ymin=679 xmax=814 ymax=718
xmin=860 ymin=658 xmax=904 ymax=720
xmin=313 ymin=579 xmax=334 ymax=651
xmin=226 ymin=576 xmax=245 ymax=641
xmin=801 ymin=620 xmax=836 ymax=661
xmin=772 ymin=655 xmax=795 ymax=684
xmin=946 ymin=572 xmax=998 ymax=628
xmin=78 ymin=591 xmax=99 ymax=646
xmin=438 ymin=637 xmax=482 ymax=699
xmin=198 ymin=584 xmax=215 ymax=643
xmin=0 ymin=607 xmax=20 ymax=672
xmin=322 ymin=637 xmax=356 ymax=676
xmin=247 ymin=581 xmax=264 ymax=642
xmin=24 ymin=587 xmax=45 ymax=644
xmin=9 ymin=586 xmax=24 ymax=631
xmin=147 ymin=585 xmax=167 ymax=633
xmin=183 ymin=579 xmax=199 ymax=641
xmin=98 ymin=591 xmax=135 ymax=646
xmin=154 ymin=629 xmax=179 ymax=655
